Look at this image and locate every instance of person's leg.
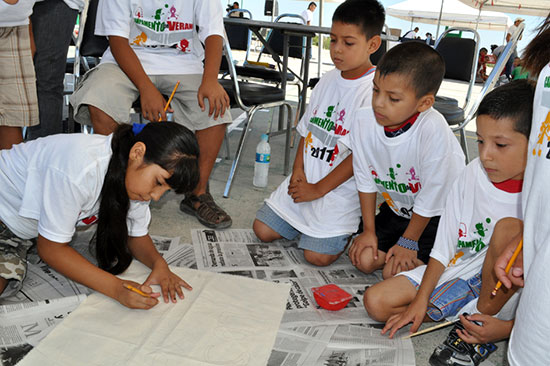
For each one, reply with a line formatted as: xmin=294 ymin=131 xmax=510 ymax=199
xmin=89 ymin=106 xmax=119 ymax=135
xmin=253 ymin=203 xmax=298 ymax=242
xmin=0 ymin=127 xmax=23 ymax=149
xmin=70 ymin=63 xmax=138 ymax=134
xmin=0 ymin=26 xmax=39 ymax=147
xmin=0 ymin=223 xmax=34 ymax=298
xmin=194 ymin=124 xmax=226 ymax=196
xmin=168 ymin=74 xmax=232 ymax=228
xmin=355 ymin=203 xmax=405 ymax=275
xmin=363 ymin=275 xmax=418 ymax=321
xmin=27 ymin=0 xmax=78 ymax=139
xmin=300 ymin=234 xmax=350 ymax=267
xmin=477 ymin=217 xmax=523 ymax=315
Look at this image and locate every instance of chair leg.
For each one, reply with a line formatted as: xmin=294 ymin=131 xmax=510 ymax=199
xmin=223 ymin=107 xmax=259 ymax=198
xmin=224 ymin=128 xmax=231 ymax=160
xmin=284 ymin=103 xmax=293 ymax=176
xmin=459 ymin=129 xmax=470 ymax=164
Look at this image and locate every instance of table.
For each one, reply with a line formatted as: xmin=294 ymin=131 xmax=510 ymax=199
xmin=224 ymin=17 xmax=330 ymax=122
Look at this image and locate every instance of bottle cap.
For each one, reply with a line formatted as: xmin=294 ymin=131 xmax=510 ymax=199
xmin=261 ymin=134 xmax=269 ymax=141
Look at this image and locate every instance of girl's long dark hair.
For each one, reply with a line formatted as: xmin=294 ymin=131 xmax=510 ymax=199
xmin=96 ymin=122 xmax=200 ymax=274
xmin=522 ymin=13 xmax=550 ymax=77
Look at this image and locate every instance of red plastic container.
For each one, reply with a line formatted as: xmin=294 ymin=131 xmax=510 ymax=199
xmin=312 ymin=284 xmax=353 ymax=311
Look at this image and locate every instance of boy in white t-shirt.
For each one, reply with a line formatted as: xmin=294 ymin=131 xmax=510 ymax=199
xmin=253 ymin=0 xmax=385 ymax=267
xmin=368 ymin=81 xmax=534 ymax=366
xmin=346 ymin=42 xmax=465 ymax=280
xmin=300 ymin=2 xmax=316 ymax=25
xmin=70 ymin=0 xmax=232 ymax=229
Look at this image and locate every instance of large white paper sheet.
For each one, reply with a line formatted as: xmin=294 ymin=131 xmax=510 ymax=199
xmin=18 ymin=261 xmax=290 ymax=366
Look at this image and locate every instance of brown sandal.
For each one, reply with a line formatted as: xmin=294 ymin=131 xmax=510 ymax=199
xmin=180 ymin=192 xmax=232 ymax=229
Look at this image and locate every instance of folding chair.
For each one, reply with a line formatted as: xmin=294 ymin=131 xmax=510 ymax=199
xmin=433 ymin=27 xmax=480 ymax=162
xmin=219 ymin=37 xmax=293 ymax=198
xmin=437 ymin=23 xmax=526 ymax=163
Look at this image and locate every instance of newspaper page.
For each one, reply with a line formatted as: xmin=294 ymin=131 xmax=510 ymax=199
xmin=0 ymin=295 xmax=87 ymax=366
xmin=151 ymin=235 xmax=197 ymax=269
xmin=269 ymin=324 xmax=415 ymax=366
xmin=193 ymin=230 xmax=383 ymax=326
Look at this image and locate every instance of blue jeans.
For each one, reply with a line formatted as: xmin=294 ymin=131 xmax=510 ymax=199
xmin=27 ymin=0 xmax=78 ymax=139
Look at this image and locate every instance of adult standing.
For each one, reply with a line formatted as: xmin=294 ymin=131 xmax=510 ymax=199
xmin=504 ymin=17 xmax=524 ymax=80
xmin=26 ymin=0 xmax=85 ymax=140
xmin=300 ymin=2 xmax=316 ymax=25
xmin=494 ymin=13 xmax=550 ymax=366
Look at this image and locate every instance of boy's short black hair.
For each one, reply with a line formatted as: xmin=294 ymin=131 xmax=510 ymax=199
xmin=376 ymin=42 xmax=445 ymax=98
xmin=332 ymin=0 xmax=385 ymax=40
xmin=476 ymin=79 xmax=535 ymax=138
xmin=308 ymin=2 xmax=317 ymax=8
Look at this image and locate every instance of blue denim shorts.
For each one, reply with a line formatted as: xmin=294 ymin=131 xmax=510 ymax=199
xmin=406 ymin=271 xmax=482 ymax=321
xmin=255 ymin=203 xmax=350 ymax=255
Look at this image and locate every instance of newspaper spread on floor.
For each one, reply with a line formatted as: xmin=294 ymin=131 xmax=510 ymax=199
xmin=0 ymin=228 xmax=416 ymax=366
xmin=192 ymin=228 xmax=382 ymax=325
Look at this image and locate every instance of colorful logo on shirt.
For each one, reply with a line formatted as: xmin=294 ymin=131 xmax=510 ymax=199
xmin=132 ymin=4 xmax=193 ymax=34
xmin=532 ymin=111 xmax=550 ymax=158
xmin=305 ymin=104 xmax=348 ymax=165
xmin=448 ymin=217 xmax=492 ymax=267
xmin=371 ymin=164 xmax=422 ymax=194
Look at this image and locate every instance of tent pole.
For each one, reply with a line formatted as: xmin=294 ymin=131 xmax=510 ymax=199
xmin=475 ymin=6 xmax=481 ymax=32
xmin=435 ymin=0 xmax=444 ymax=40
xmin=317 ymin=0 xmax=324 ymax=77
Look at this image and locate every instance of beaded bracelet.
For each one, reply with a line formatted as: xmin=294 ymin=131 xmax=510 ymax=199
xmin=397 ymin=236 xmax=419 ymax=251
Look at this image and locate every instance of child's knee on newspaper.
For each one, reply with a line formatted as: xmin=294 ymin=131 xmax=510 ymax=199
xmin=0 ymin=222 xmax=34 ymax=298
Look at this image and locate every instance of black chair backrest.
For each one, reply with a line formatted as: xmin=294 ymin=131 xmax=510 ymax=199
xmin=80 ymin=0 xmax=109 ymax=57
xmin=265 ymin=24 xmax=306 ymax=59
xmin=436 ymin=37 xmax=476 ymax=82
xmin=370 ymin=32 xmax=387 ymax=66
xmin=225 ymin=23 xmax=249 ymax=51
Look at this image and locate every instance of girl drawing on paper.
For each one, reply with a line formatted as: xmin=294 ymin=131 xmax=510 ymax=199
xmin=0 ymin=122 xmax=199 ymax=309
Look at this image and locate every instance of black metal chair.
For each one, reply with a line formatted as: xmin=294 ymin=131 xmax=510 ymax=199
xmin=219 ymin=37 xmax=293 ymax=198
xmin=433 ymin=27 xmax=480 ymax=161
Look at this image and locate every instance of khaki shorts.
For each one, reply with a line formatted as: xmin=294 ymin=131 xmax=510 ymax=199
xmin=0 ymin=26 xmax=39 ymax=127
xmin=70 ymin=63 xmax=232 ymax=131
xmin=0 ymin=221 xmax=34 ymax=298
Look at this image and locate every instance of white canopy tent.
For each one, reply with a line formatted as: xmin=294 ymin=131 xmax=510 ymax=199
xmin=458 ymin=0 xmax=550 ymax=17
xmin=387 ymin=0 xmax=512 ymax=35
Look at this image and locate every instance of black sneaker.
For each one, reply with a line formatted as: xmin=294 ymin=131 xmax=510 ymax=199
xmin=429 ymin=321 xmax=497 ymax=366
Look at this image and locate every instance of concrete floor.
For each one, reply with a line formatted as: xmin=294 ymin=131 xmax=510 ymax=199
xmin=148 ymin=99 xmax=509 ymax=365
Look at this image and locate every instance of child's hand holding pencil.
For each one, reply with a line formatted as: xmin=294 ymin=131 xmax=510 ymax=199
xmin=118 ymin=282 xmax=160 ymax=310
xmin=494 ymin=237 xmax=524 ymax=292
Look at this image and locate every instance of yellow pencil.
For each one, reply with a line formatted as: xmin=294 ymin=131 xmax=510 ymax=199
xmin=492 ymin=239 xmax=523 ymax=296
xmin=159 ymin=80 xmax=180 ymax=121
xmin=123 ymin=283 xmax=151 ymax=298
xmin=402 ymin=319 xmax=458 ymax=339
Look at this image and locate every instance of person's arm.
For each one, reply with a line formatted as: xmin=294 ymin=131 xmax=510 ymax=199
xmin=456 ymin=313 xmax=514 ymax=344
xmin=385 ymin=212 xmax=432 ymax=276
xmin=494 ymin=232 xmax=524 ymax=289
xmin=197 ymin=34 xmax=230 ymax=120
xmin=382 ymin=257 xmax=445 ymax=338
xmin=289 ymin=137 xmax=306 ymax=185
xmin=108 ymin=36 xmax=169 ymax=122
xmin=288 ymin=154 xmax=353 ymax=203
xmin=348 ymin=191 xmax=378 ymax=266
xmin=36 ymin=235 xmax=159 ymax=309
xmin=127 ymin=235 xmax=192 ymax=303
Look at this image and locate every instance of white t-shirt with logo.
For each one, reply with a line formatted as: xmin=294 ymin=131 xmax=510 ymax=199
xmin=400 ymin=158 xmax=522 ymax=286
xmin=0 ymin=0 xmax=35 ymax=27
xmin=265 ymin=68 xmax=376 ymax=238
xmin=344 ymin=107 xmax=465 ymax=219
xmin=508 ymin=64 xmax=550 ymax=366
xmin=0 ymin=134 xmax=150 ymax=243
xmin=95 ymin=0 xmax=225 ymax=75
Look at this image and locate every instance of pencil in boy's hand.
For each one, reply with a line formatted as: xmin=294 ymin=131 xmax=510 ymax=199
xmin=492 ymin=239 xmax=523 ymax=296
xmin=159 ymin=80 xmax=180 ymax=121
xmin=123 ymin=283 xmax=151 ymax=298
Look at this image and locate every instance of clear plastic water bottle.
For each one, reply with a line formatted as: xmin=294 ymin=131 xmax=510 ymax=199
xmin=253 ymin=134 xmax=271 ymax=188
